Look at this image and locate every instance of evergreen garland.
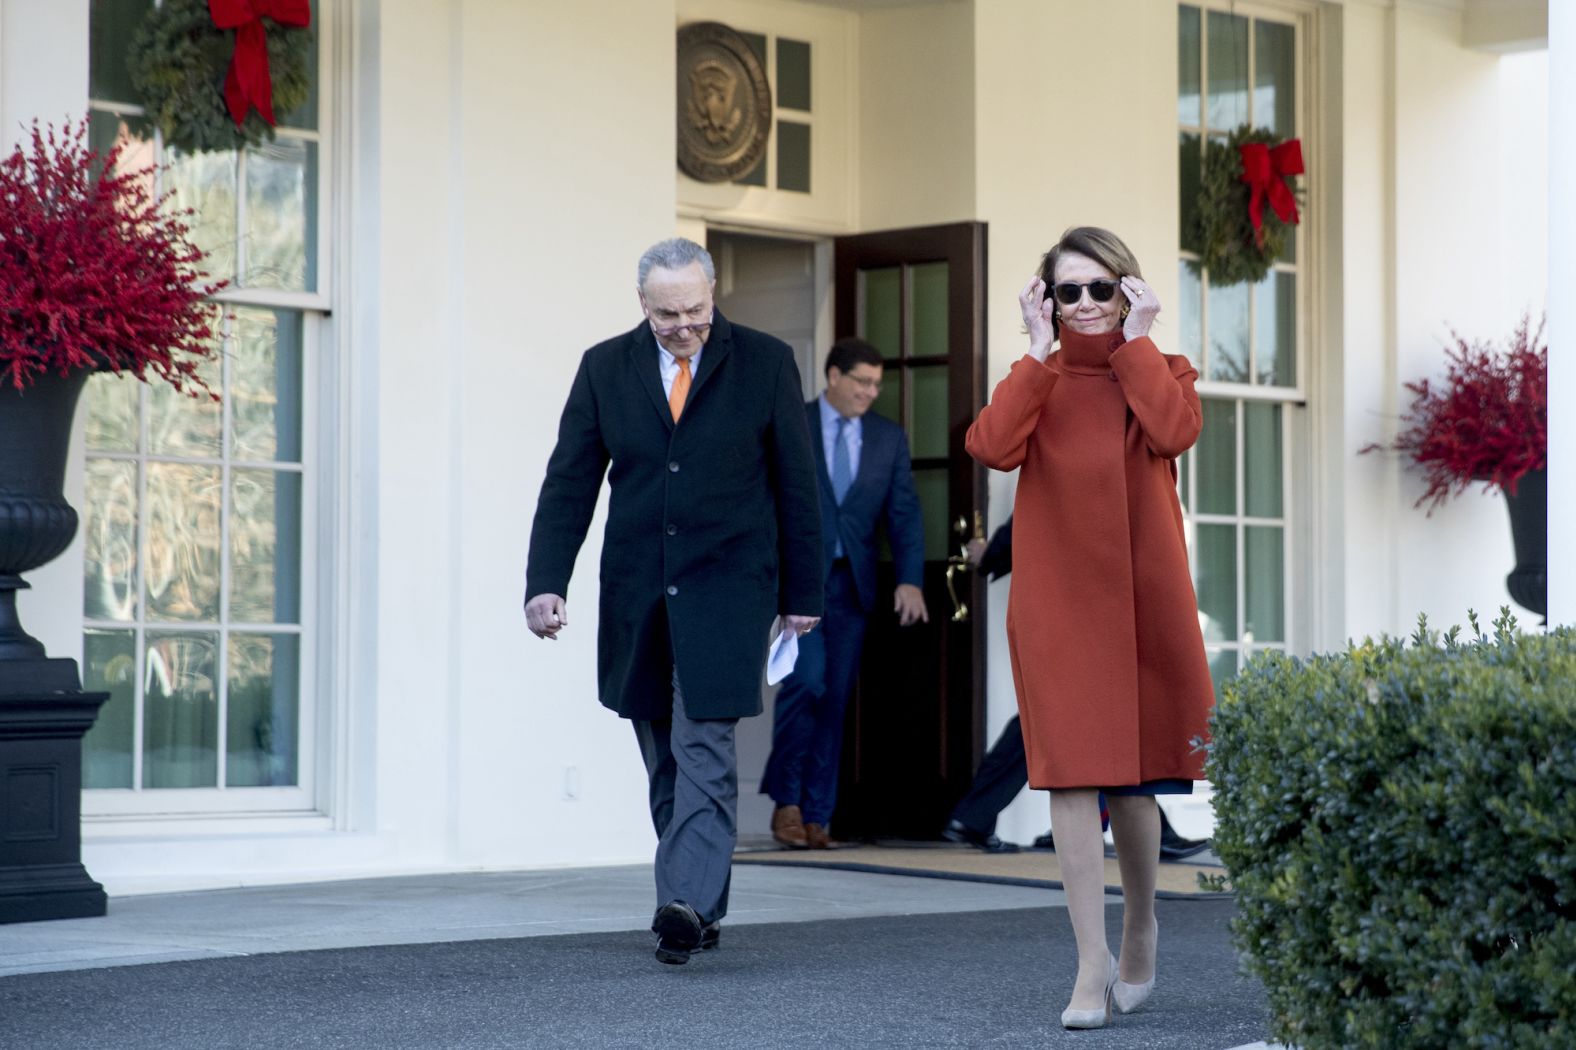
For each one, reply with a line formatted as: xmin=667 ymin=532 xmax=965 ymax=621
xmin=127 ymin=0 xmax=312 ymax=155
xmin=1190 ymin=125 xmax=1302 ymax=287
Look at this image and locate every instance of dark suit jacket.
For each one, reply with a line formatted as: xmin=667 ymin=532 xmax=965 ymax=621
xmin=808 ymin=400 xmax=925 ymax=612
xmin=526 ymin=312 xmax=823 ymax=720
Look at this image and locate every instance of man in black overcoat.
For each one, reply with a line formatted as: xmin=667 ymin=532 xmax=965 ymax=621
xmin=525 ymin=238 xmax=823 ymax=965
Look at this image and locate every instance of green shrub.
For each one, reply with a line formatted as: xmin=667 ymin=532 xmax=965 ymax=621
xmin=1207 ymin=611 xmax=1576 ymax=1048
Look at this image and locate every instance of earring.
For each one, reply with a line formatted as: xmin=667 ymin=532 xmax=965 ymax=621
xmin=1120 ymin=304 xmax=1131 ymax=319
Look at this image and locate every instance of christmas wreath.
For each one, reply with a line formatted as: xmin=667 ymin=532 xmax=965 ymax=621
xmin=1189 ymin=125 xmax=1304 ymax=287
xmin=127 ymin=0 xmax=313 ymax=155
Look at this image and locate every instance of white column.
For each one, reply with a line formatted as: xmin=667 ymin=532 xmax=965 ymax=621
xmin=1550 ymin=3 xmax=1575 ymax=627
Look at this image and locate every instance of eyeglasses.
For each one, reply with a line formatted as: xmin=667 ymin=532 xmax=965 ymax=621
xmin=648 ymin=319 xmax=713 ymax=339
xmin=1051 ymin=279 xmax=1122 ymax=306
xmin=843 ymin=374 xmax=882 ymax=391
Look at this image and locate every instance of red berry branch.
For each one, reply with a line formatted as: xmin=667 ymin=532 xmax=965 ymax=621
xmin=0 ymin=116 xmax=224 ymax=393
xmin=1371 ymin=314 xmax=1547 ymax=512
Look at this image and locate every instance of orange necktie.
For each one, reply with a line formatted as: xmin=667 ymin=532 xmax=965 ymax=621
xmin=669 ymin=356 xmax=692 ymax=422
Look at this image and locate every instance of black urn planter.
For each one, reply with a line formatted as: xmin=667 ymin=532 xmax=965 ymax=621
xmin=1501 ymin=467 xmax=1547 ymax=621
xmin=0 ymin=369 xmax=110 ymax=924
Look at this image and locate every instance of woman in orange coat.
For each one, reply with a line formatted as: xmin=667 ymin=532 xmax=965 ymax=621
xmin=966 ymin=227 xmax=1213 ymax=1030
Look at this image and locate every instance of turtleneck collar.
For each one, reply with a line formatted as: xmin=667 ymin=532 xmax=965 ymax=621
xmin=1055 ymin=325 xmax=1127 ymax=374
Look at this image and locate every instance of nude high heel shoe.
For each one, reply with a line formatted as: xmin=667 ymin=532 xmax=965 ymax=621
xmin=1113 ymin=918 xmax=1158 ymax=1014
xmin=1060 ymin=951 xmax=1118 ymax=1030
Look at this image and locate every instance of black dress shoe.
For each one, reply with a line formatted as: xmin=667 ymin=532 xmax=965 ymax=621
xmin=1159 ymin=811 xmax=1211 ymax=860
xmin=942 ymin=819 xmax=1021 ymax=853
xmin=698 ymin=921 xmax=720 ymax=951
xmin=651 ymin=900 xmax=703 ymax=965
xmin=1031 ymin=830 xmax=1055 ymax=850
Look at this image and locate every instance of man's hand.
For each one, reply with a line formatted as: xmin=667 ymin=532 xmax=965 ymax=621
xmin=780 ymin=614 xmax=821 ymax=638
xmin=525 ymin=593 xmax=568 ymax=640
xmin=963 ymin=538 xmax=988 ymax=570
xmin=894 ymin=583 xmax=929 ymax=626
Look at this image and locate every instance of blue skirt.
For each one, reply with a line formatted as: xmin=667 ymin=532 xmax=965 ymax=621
xmin=1102 ymin=779 xmax=1194 ymax=797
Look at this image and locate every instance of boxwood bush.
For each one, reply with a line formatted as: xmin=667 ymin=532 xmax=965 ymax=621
xmin=1207 ymin=611 xmax=1575 ymax=1048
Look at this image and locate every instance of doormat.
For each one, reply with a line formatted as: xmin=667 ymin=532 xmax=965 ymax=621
xmin=733 ymin=842 xmax=1230 ymax=899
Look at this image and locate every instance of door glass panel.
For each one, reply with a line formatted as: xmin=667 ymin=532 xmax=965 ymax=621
xmin=1245 ymin=525 xmax=1285 ymax=643
xmin=1255 ymin=271 xmax=1296 ymax=387
xmin=165 ymin=148 xmax=238 ymax=283
xmin=1206 ymin=11 xmax=1250 ymax=130
xmin=1179 ymin=5 xmax=1201 ymax=125
xmin=1196 ymin=400 xmax=1237 ymax=514
xmin=1255 ymin=20 xmax=1296 ymax=137
xmin=227 ymin=633 xmax=300 ymax=787
xmin=1207 ymin=648 xmax=1237 ymax=703
xmin=1206 ymin=279 xmax=1250 ymax=383
xmin=1195 ymin=524 xmax=1237 ymax=643
xmin=146 ymin=463 xmax=222 ymax=622
xmin=232 ymin=309 xmax=304 ymax=463
xmin=909 ymin=365 xmax=949 ymax=460
xmin=82 ymin=629 xmax=137 ymax=788
xmin=911 ymin=467 xmax=950 ymax=562
xmin=871 ymin=375 xmax=901 ymax=421
xmin=860 ymin=267 xmax=902 ymax=359
xmin=910 ymin=262 xmax=949 ymax=357
xmin=148 ymin=355 xmax=221 ymax=457
xmin=83 ymin=459 xmax=140 ymax=622
xmin=230 ymin=470 xmax=303 ymax=624
xmin=1244 ymin=401 xmax=1283 ymax=518
xmin=1177 ymin=258 xmax=1203 ymax=366
xmin=244 ymin=138 xmax=318 ymax=292
xmin=777 ymin=120 xmax=810 ymax=194
xmin=143 ymin=631 xmax=219 ymax=788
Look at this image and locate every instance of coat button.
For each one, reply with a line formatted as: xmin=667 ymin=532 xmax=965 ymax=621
xmin=1108 ymin=371 xmax=1118 ymax=382
xmin=668 ymin=461 xmax=680 ymax=472
xmin=666 ymin=585 xmax=678 ymax=596
xmin=666 ymin=524 xmax=677 ymax=536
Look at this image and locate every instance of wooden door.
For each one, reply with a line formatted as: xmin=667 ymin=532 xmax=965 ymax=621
xmin=830 ymin=222 xmax=988 ymax=840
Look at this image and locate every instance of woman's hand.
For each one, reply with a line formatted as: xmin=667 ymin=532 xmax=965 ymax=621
xmin=1019 ymin=276 xmax=1055 ymax=361
xmin=1121 ymin=275 xmax=1161 ymax=341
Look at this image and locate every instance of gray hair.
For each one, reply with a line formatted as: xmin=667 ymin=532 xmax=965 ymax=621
xmin=637 ymin=238 xmax=716 ymax=288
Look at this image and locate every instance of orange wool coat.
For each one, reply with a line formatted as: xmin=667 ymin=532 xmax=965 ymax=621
xmin=966 ymin=328 xmax=1214 ymax=790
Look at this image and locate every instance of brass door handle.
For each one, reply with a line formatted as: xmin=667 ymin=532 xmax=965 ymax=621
xmin=945 ymin=555 xmax=971 ymax=622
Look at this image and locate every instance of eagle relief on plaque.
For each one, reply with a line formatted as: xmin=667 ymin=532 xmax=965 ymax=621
xmin=676 ymin=21 xmax=773 ymax=183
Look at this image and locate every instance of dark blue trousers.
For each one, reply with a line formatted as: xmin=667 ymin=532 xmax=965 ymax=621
xmin=760 ymin=561 xmax=867 ymax=827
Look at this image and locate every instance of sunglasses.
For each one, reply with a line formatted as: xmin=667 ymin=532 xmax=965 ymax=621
xmin=1049 ymin=279 xmax=1122 ymax=306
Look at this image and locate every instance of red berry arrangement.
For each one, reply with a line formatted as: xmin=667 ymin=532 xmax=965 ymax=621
xmin=0 ymin=116 xmax=223 ymax=393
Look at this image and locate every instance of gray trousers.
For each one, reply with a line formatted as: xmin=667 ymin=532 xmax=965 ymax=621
xmin=632 ymin=670 xmax=738 ymax=925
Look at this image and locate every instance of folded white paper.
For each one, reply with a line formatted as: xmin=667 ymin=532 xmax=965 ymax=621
xmin=766 ymin=626 xmax=799 ymax=686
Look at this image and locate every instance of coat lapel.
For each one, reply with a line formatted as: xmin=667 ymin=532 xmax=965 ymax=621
xmin=688 ymin=309 xmax=733 ymax=403
xmin=806 ymin=400 xmax=837 ymax=506
xmin=629 ymin=323 xmax=675 ymax=433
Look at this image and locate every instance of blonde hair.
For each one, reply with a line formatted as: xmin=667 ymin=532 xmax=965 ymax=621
xmin=1036 ymin=227 xmax=1143 ymax=339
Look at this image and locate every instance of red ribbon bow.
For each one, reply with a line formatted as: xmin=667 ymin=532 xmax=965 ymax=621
xmin=209 ymin=0 xmax=312 ymax=129
xmin=1238 ymin=138 xmax=1304 ymax=245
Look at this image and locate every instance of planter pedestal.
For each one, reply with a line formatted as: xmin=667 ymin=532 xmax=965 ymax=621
xmin=1502 ymin=468 xmax=1547 ymax=621
xmin=0 ymin=657 xmax=108 ymax=923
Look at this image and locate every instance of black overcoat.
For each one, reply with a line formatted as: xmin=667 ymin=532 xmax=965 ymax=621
xmin=526 ymin=312 xmax=824 ymax=720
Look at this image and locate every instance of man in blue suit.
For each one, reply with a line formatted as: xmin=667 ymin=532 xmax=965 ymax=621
xmin=762 ymin=338 xmax=928 ymax=849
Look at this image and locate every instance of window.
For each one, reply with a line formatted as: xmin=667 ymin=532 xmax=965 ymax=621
xmin=1177 ymin=3 xmax=1304 ymax=696
xmin=80 ymin=0 xmax=328 ymax=813
xmin=731 ymin=31 xmax=814 ymax=194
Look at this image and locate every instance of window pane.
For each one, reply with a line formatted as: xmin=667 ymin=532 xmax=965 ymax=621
xmin=912 ymin=467 xmax=949 ymax=562
xmin=1196 ymin=399 xmax=1237 ymax=515
xmin=1195 ymin=524 xmax=1237 ymax=643
xmin=1254 ymin=20 xmax=1296 ymax=137
xmin=165 ymin=148 xmax=238 ymax=283
xmin=232 ymin=309 xmax=304 ymax=463
xmin=1206 ymin=279 xmax=1250 ymax=383
xmin=148 ymin=353 xmax=221 ymax=457
xmin=143 ymin=631 xmax=219 ymax=788
xmin=275 ymin=22 xmax=319 ymax=131
xmin=244 ymin=138 xmax=317 ymax=292
xmin=860 ymin=268 xmax=902 ymax=359
xmin=733 ymin=154 xmax=766 ymax=187
xmin=1244 ymin=401 xmax=1283 ymax=518
xmin=84 ymin=458 xmax=140 ymax=622
xmin=1245 ymin=526 xmax=1285 ymax=643
xmin=871 ymin=373 xmax=901 ymax=422
xmin=777 ymin=120 xmax=810 ymax=193
xmin=90 ymin=0 xmax=152 ymax=105
xmin=777 ymin=38 xmax=811 ymax=111
xmin=146 ymin=463 xmax=222 ymax=622
xmin=1177 ymin=259 xmax=1203 ymax=367
xmin=1179 ymin=133 xmax=1202 ymax=253
xmin=85 ymin=374 xmax=139 ymax=453
xmin=82 ymin=629 xmax=137 ymax=788
xmin=1207 ymin=648 xmax=1237 ymax=704
xmin=230 ymin=470 xmax=302 ymax=624
xmin=1206 ymin=11 xmax=1250 ymax=130
xmin=1179 ymin=5 xmax=1201 ymax=125
xmin=227 ymin=633 xmax=300 ymax=787
xmin=910 ymin=262 xmax=949 ymax=357
xmin=909 ymin=365 xmax=949 ymax=460
xmin=1254 ymin=271 xmax=1296 ymax=387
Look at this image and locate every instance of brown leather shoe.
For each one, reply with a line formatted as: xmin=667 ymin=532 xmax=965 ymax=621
xmin=771 ymin=804 xmax=809 ymax=849
xmin=804 ymin=822 xmax=843 ymax=850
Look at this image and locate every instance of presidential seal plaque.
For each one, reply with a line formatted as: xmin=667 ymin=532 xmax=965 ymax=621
xmin=677 ymin=21 xmax=772 ymax=183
